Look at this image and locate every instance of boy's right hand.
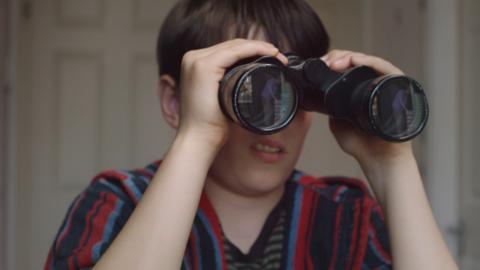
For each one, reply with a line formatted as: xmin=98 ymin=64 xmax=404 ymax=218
xmin=176 ymin=39 xmax=288 ymax=148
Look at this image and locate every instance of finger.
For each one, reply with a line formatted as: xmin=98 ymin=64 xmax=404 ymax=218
xmin=272 ymin=48 xmax=289 ymax=65
xmin=206 ymin=41 xmax=288 ymax=69
xmin=230 ymin=40 xmax=288 ymax=64
xmin=327 ymin=52 xmax=367 ymax=72
xmin=183 ymin=39 xmax=262 ymax=62
xmin=328 ymin=54 xmax=356 ymax=71
xmin=186 ymin=39 xmax=250 ymax=60
xmin=198 ymin=39 xmax=278 ymax=59
xmin=197 ymin=39 xmax=255 ymax=55
xmin=350 ymin=54 xmax=404 ymax=75
xmin=321 ymin=49 xmax=352 ymax=65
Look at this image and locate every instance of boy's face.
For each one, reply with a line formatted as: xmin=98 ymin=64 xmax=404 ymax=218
xmin=207 ymin=109 xmax=313 ymax=196
xmin=205 ymin=33 xmax=314 ymax=196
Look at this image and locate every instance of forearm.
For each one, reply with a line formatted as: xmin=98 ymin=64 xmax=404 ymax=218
xmin=94 ymin=132 xmax=220 ymax=270
xmin=361 ymin=153 xmax=458 ymax=270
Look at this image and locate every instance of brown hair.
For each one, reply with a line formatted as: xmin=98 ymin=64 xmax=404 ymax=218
xmin=157 ymin=0 xmax=330 ymax=82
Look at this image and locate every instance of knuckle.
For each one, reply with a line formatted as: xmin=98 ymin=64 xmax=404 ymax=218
xmin=191 ymin=58 xmax=208 ymax=70
xmin=182 ymin=51 xmax=195 ymax=64
xmin=330 ymin=49 xmax=344 ymax=55
xmin=232 ymin=38 xmax=246 ymax=43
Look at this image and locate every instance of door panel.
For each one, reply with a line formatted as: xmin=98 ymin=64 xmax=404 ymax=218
xmin=16 ymin=0 xmax=177 ymax=269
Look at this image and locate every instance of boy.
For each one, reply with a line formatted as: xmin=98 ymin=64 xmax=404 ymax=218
xmin=45 ymin=0 xmax=458 ymax=269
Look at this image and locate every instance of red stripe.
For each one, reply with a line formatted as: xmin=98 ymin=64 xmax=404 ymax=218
xmin=95 ymin=171 xmax=142 ymax=204
xmin=328 ymin=204 xmax=344 ymax=270
xmin=73 ymin=192 xmax=106 ymax=254
xmin=93 ymin=170 xmax=129 ymax=182
xmin=198 ymin=193 xmax=227 ymax=270
xmin=299 ymin=175 xmax=328 ymax=191
xmin=44 ymin=248 xmax=53 ymax=270
xmin=188 ymin=232 xmax=199 ymax=270
xmin=91 ymin=170 xmax=144 ymax=204
xmin=299 ymin=175 xmax=318 ymax=185
xmin=323 ymin=177 xmax=369 ymax=195
xmin=352 ymin=199 xmax=374 ymax=270
xmin=294 ymin=186 xmax=314 ymax=270
xmin=67 ymin=257 xmax=75 ymax=270
xmin=305 ymin=191 xmax=319 ymax=270
xmin=77 ymin=193 xmax=119 ymax=265
xmin=55 ymin=193 xmax=87 ymax=251
xmin=135 ymin=168 xmax=155 ymax=178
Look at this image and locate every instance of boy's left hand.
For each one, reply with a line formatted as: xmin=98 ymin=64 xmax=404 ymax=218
xmin=321 ymin=50 xmax=459 ymax=270
xmin=321 ymin=50 xmax=414 ymax=166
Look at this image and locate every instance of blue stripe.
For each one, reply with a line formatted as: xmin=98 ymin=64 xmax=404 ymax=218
xmin=291 ymin=170 xmax=305 ymax=182
xmin=334 ymin=186 xmax=348 ymax=202
xmin=197 ymin=211 xmax=222 ymax=269
xmin=98 ymin=179 xmax=123 ymax=195
xmin=124 ymin=174 xmax=142 ymax=202
xmin=286 ymin=185 xmax=304 ymax=270
xmin=91 ymin=199 xmax=125 ymax=261
xmin=192 ymin=225 xmax=203 ymax=270
xmin=139 ymin=175 xmax=150 ymax=186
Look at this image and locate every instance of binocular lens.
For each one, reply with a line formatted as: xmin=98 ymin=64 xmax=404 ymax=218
xmin=371 ymin=77 xmax=428 ymax=140
xmin=235 ymin=66 xmax=297 ymax=132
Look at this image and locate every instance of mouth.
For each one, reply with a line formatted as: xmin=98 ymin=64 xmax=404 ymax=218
xmin=250 ymin=139 xmax=287 ymax=164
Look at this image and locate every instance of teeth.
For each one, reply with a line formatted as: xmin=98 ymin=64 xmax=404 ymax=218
xmin=254 ymin=143 xmax=281 ymax=153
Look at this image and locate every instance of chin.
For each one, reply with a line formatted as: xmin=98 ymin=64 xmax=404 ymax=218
xmin=232 ymin=166 xmax=292 ymax=196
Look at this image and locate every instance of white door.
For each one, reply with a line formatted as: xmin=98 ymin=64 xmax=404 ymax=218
xmin=13 ymin=0 xmax=177 ymax=269
xmin=460 ymin=0 xmax=480 ymax=269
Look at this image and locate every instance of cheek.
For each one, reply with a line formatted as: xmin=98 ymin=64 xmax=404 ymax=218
xmin=215 ymin=124 xmax=253 ymax=159
xmin=226 ymin=123 xmax=253 ymax=143
xmin=290 ymin=111 xmax=314 ymax=137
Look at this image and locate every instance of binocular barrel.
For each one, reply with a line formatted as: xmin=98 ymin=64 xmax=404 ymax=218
xmin=219 ymin=55 xmax=429 ymax=142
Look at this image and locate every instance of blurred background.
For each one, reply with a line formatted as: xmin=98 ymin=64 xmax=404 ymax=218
xmin=0 ymin=0 xmax=479 ymax=269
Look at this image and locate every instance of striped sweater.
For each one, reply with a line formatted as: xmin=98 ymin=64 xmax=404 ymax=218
xmin=45 ymin=160 xmax=392 ymax=270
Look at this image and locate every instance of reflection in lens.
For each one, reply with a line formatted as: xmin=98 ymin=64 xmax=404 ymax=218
xmin=236 ymin=66 xmax=296 ymax=131
xmin=371 ymin=77 xmax=427 ymax=139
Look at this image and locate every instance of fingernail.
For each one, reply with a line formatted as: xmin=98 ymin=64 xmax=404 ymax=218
xmin=273 ymin=49 xmax=279 ymax=57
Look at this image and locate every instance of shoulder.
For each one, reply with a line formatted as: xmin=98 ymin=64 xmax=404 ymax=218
xmin=289 ymin=170 xmax=373 ymax=204
xmin=87 ymin=160 xmax=162 ymax=205
xmin=286 ymin=171 xmax=392 ymax=267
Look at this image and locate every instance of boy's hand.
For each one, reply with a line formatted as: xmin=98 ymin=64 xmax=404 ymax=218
xmin=320 ymin=50 xmax=414 ymax=166
xmin=322 ymin=51 xmax=459 ymax=270
xmin=177 ymin=39 xmax=288 ymax=148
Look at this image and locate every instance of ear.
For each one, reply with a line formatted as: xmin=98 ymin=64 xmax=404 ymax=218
xmin=158 ymin=74 xmax=180 ymax=129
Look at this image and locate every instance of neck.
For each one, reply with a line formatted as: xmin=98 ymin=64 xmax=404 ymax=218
xmin=203 ymin=176 xmax=285 ymax=253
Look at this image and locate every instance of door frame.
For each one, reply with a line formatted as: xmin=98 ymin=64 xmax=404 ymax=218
xmin=423 ymin=0 xmax=462 ymax=259
xmin=6 ymin=0 xmax=21 ymax=269
xmin=0 ymin=0 xmax=11 ymax=268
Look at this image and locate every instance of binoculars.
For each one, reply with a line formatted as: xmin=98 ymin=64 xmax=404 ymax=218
xmin=218 ymin=54 xmax=429 ymax=142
